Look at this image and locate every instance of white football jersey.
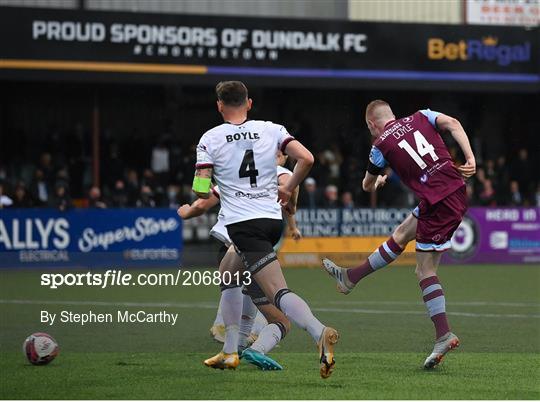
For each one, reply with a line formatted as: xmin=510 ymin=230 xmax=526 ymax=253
xmin=209 ymin=165 xmax=293 ymax=245
xmin=208 ymin=186 xmax=232 ymax=246
xmin=196 ymin=120 xmax=295 ymax=225
xmin=277 ymin=165 xmax=293 ymax=178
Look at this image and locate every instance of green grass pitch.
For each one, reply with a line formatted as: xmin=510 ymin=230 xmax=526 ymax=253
xmin=1 ymin=265 xmax=539 ymax=399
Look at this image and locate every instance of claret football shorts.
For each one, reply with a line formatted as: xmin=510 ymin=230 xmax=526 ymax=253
xmin=413 ymin=185 xmax=468 ymax=252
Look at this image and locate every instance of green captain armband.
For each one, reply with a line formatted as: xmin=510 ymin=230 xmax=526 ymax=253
xmin=192 ymin=176 xmax=212 ymax=194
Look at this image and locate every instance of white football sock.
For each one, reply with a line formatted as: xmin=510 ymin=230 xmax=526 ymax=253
xmin=279 ymin=292 xmax=325 ymax=343
xmin=213 ymin=303 xmax=223 ymax=326
xmin=252 ymin=311 xmax=268 ymax=336
xmin=250 ymin=323 xmax=282 ymax=354
xmin=220 ymin=287 xmax=243 ymax=354
xmin=239 ymin=294 xmax=257 ymax=349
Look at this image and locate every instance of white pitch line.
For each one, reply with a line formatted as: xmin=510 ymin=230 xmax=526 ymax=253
xmin=1 ymin=299 xmax=539 ymax=319
xmin=324 ymin=300 xmax=540 ymax=308
xmin=313 ymin=306 xmax=540 ymax=319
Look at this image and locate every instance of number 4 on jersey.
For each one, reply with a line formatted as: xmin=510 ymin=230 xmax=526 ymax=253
xmin=239 ymin=149 xmax=259 ymax=188
xmin=398 ymin=130 xmax=439 ymax=169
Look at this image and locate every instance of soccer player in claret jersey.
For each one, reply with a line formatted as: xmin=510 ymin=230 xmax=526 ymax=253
xmin=323 ymin=100 xmax=476 ymax=369
xmin=193 ymin=81 xmax=339 ymax=379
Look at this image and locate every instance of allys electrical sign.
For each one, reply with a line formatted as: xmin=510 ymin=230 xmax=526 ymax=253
xmin=0 ymin=6 xmax=538 ymax=91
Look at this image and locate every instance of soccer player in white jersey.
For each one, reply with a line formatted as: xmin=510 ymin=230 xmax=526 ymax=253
xmin=178 ymin=155 xmax=300 ymax=370
xmin=192 ymin=81 xmax=338 ymax=378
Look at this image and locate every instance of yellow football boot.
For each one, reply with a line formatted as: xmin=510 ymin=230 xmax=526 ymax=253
xmin=203 ymin=351 xmax=240 ymax=370
xmin=318 ymin=327 xmax=339 ymax=379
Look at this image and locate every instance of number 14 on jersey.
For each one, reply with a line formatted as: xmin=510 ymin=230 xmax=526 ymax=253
xmin=398 ymin=130 xmax=439 ymax=169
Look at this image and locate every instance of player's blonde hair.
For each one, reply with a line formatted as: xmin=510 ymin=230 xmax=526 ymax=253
xmin=365 ymin=99 xmax=394 ymax=123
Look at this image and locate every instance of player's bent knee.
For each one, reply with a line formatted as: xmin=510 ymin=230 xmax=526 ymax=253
xmin=273 ymin=288 xmax=292 ymax=311
xmin=415 ymin=265 xmax=435 ymax=281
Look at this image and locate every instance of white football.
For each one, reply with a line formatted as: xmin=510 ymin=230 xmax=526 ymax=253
xmin=23 ymin=332 xmax=59 ymax=365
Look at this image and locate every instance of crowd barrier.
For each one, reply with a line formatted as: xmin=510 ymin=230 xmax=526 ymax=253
xmin=279 ymin=207 xmax=540 ymax=267
xmin=0 ymin=208 xmax=182 ymax=268
xmin=1 ymin=207 xmax=538 ymax=269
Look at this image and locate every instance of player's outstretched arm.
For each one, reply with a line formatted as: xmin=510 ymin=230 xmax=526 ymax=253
xmin=192 ymin=167 xmax=213 ymax=198
xmin=278 ymin=141 xmax=314 ymax=205
xmin=362 ymin=172 xmax=387 ymax=193
xmin=278 ymin=173 xmax=301 ymax=240
xmin=436 ymin=114 xmax=476 ymax=178
xmin=177 ymin=193 xmax=219 ymax=220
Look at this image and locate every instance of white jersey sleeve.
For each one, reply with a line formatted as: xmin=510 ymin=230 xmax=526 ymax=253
xmin=277 ymin=165 xmax=293 ymax=178
xmin=270 ymin=122 xmax=296 ymax=154
xmin=196 ymin=120 xmax=295 ymax=225
xmin=195 ymin=133 xmax=215 ymax=169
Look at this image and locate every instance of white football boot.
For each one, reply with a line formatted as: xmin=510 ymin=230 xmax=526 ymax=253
xmin=321 ymin=258 xmax=355 ymax=295
xmin=423 ymin=332 xmax=460 ymax=369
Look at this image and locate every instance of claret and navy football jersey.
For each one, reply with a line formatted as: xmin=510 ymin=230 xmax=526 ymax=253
xmin=368 ymin=109 xmax=464 ymax=205
xmin=196 ymin=120 xmax=295 ymax=225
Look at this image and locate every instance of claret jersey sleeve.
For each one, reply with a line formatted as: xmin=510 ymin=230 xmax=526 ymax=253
xmin=420 ymin=109 xmax=442 ymax=129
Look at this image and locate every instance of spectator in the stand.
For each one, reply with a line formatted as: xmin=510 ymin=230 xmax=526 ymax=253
xmin=142 ymin=168 xmax=164 ymax=205
xmin=88 ymin=186 xmax=107 ymax=208
xmin=151 ymin=137 xmax=170 ymax=188
xmin=125 ymin=169 xmax=140 ymax=206
xmin=65 ymin=123 xmax=87 ymax=198
xmin=38 ymin=152 xmax=55 ymax=186
xmin=166 ymin=184 xmax=182 ymax=208
xmin=11 ymin=182 xmax=33 ymax=208
xmin=169 ymin=140 xmax=183 ymax=184
xmin=323 ymin=185 xmax=339 ymax=208
xmin=136 ymin=185 xmax=156 ymax=207
xmin=484 ymin=159 xmax=496 ymax=182
xmin=509 ymin=180 xmax=523 ymax=206
xmin=494 ymin=155 xmax=510 ymax=205
xmin=181 ymin=144 xmax=197 ymax=189
xmin=321 ymin=145 xmax=343 ymax=186
xmin=466 ymin=181 xmax=475 ymax=204
xmin=111 ymin=180 xmax=129 ymax=208
xmin=511 ymin=148 xmax=534 ymax=204
xmin=342 ymin=156 xmax=365 ymax=204
xmin=142 ymin=168 xmax=157 ymax=191
xmin=29 ymin=169 xmax=49 ymax=206
xmin=310 ymin=152 xmax=330 ymax=187
xmin=49 ymin=183 xmax=72 ymax=211
xmin=55 ymin=167 xmax=70 ymax=189
xmin=104 ymin=143 xmax=124 ymax=189
xmin=0 ymin=183 xmax=13 ymax=208
xmin=298 ymin=177 xmax=322 ymax=209
xmin=478 ymin=179 xmax=496 ymax=206
xmin=341 ymin=191 xmax=354 ymax=209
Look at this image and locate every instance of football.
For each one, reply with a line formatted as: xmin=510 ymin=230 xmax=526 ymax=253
xmin=23 ymin=333 xmax=59 ymax=365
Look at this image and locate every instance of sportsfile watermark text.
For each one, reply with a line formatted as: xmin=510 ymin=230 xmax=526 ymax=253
xmin=40 ymin=269 xmax=252 ymax=289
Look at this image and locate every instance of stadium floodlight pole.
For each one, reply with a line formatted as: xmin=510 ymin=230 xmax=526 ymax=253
xmin=92 ymin=91 xmax=100 ymax=188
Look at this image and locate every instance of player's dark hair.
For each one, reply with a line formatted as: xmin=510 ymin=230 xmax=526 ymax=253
xmin=215 ymin=81 xmax=248 ymax=107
